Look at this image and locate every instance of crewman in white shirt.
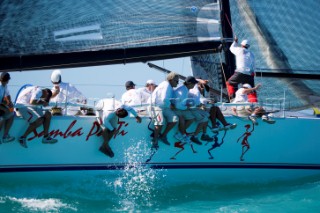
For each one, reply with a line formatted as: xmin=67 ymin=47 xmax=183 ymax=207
xmin=173 ymin=76 xmax=199 ymax=144
xmin=137 ymin=79 xmax=157 ymax=104
xmin=227 ymin=37 xmax=257 ymax=102
xmin=149 ymin=72 xmax=179 ymax=148
xmin=0 ymin=72 xmax=15 ymax=143
xmin=50 ymin=69 xmax=87 ymax=115
xmin=121 ymin=81 xmax=142 ymax=106
xmin=16 ymin=86 xmax=58 ymax=148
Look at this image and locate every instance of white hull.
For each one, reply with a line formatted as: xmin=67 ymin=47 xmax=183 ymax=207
xmin=1 ymin=114 xmax=320 ymax=184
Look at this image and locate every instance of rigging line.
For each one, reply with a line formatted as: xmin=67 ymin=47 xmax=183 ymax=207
xmin=219 ymin=52 xmax=231 ymax=102
xmin=181 ymin=57 xmax=185 ymax=76
xmin=224 ymin=13 xmax=234 ymax=35
xmin=256 ymin=68 xmax=320 ymax=72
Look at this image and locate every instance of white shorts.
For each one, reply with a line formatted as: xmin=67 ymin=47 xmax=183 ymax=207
xmin=233 ymin=106 xmax=251 ymax=117
xmin=0 ymin=106 xmax=14 ymax=120
xmin=148 ymin=106 xmax=179 ymax=126
xmin=17 ymin=106 xmax=44 ymax=123
xmin=190 ymin=108 xmax=209 ymax=123
xmin=174 ymin=109 xmax=195 ymax=120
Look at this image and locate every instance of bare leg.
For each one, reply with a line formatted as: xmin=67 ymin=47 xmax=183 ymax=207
xmin=101 ymin=129 xmax=114 ymax=148
xmin=43 ymin=111 xmax=52 ymax=137
xmin=162 ymin=122 xmax=176 ymax=137
xmin=178 ymin=116 xmax=186 ymax=134
xmin=22 ymin=118 xmax=43 ymax=138
xmin=209 ymin=106 xmax=217 ymax=126
xmin=253 ymin=107 xmax=266 ymax=117
xmin=215 ymin=106 xmax=228 ymax=126
xmin=3 ymin=116 xmax=14 ymax=136
xmin=194 ymin=122 xmax=206 ymax=136
xmin=0 ymin=120 xmax=3 ymax=132
xmin=100 ymin=128 xmax=115 ymax=157
xmin=210 ymin=106 xmax=230 ymax=129
xmin=202 ymin=122 xmax=208 ymax=134
xmin=154 ymin=125 xmax=162 ymax=141
xmin=153 ymin=125 xmax=162 ymax=146
xmin=185 ymin=119 xmax=194 ymax=131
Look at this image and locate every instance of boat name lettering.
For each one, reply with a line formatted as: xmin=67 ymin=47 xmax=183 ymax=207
xmin=113 ymin=121 xmax=129 ymax=139
xmin=27 ymin=120 xmax=129 ymax=141
xmin=28 ymin=120 xmax=84 ymax=141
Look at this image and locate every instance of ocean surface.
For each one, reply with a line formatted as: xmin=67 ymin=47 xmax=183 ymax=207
xmin=1 ymin=168 xmax=320 ymax=212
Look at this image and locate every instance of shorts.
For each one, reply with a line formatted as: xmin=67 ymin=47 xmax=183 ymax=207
xmin=190 ymin=108 xmax=209 ymax=123
xmin=228 ymin=72 xmax=255 ymax=86
xmin=174 ymin=109 xmax=195 ymax=120
xmin=233 ymin=105 xmax=252 ymax=117
xmin=148 ymin=106 xmax=178 ymax=126
xmin=0 ymin=108 xmax=14 ymax=120
xmin=17 ymin=106 xmax=44 ymax=123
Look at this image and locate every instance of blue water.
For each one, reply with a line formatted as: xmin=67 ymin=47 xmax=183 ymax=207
xmin=1 ymin=170 xmax=320 ymax=212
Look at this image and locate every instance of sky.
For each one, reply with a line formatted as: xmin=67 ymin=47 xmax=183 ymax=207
xmin=8 ymin=57 xmax=192 ymax=106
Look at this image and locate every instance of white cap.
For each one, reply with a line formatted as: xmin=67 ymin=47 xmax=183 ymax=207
xmin=146 ymin=79 xmax=156 ymax=85
xmin=51 ymin=69 xmax=62 ymax=84
xmin=241 ymin=39 xmax=249 ymax=47
xmin=242 ymin=83 xmax=252 ymax=89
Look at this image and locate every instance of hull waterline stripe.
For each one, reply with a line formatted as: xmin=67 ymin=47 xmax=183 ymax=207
xmin=1 ymin=163 xmax=320 ymax=173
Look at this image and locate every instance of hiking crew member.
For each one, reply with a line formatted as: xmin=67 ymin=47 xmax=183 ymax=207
xmin=227 ymin=37 xmax=257 ymax=102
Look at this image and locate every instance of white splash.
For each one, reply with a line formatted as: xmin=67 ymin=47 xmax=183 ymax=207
xmin=8 ymin=197 xmax=77 ymax=212
xmin=112 ymin=138 xmax=165 ymax=210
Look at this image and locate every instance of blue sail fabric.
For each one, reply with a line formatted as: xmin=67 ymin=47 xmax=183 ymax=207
xmin=192 ymin=0 xmax=320 ymax=109
xmin=0 ymin=0 xmax=220 ymax=57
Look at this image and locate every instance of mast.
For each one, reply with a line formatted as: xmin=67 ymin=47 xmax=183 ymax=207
xmin=220 ymin=0 xmax=235 ymax=83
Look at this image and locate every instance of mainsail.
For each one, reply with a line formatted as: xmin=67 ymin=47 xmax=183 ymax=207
xmin=0 ymin=0 xmax=221 ymax=71
xmin=192 ymin=0 xmax=320 ymax=109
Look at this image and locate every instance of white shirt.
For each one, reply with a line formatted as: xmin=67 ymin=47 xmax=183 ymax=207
xmin=233 ymin=88 xmax=248 ymax=103
xmin=137 ymin=87 xmax=152 ymax=104
xmin=16 ymin=86 xmax=42 ymax=105
xmin=230 ymin=41 xmax=255 ymax=75
xmin=174 ymin=85 xmax=191 ymax=110
xmin=51 ymin=82 xmax=86 ymax=104
xmin=189 ymin=85 xmax=202 ymax=106
xmin=150 ymin=81 xmax=174 ymax=108
xmin=121 ymin=89 xmax=142 ymax=106
xmin=95 ymin=98 xmax=138 ymax=131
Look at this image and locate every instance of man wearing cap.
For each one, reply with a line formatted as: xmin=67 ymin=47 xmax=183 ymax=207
xmin=15 ymin=86 xmax=58 ymax=148
xmin=227 ymin=36 xmax=257 ymax=102
xmin=50 ymin=69 xmax=87 ymax=115
xmin=149 ymin=72 xmax=179 ymax=148
xmin=0 ymin=72 xmax=15 ymax=143
xmin=173 ymin=76 xmax=200 ymax=144
xmin=137 ymin=79 xmax=157 ymax=104
xmin=121 ymin=81 xmax=142 ymax=106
